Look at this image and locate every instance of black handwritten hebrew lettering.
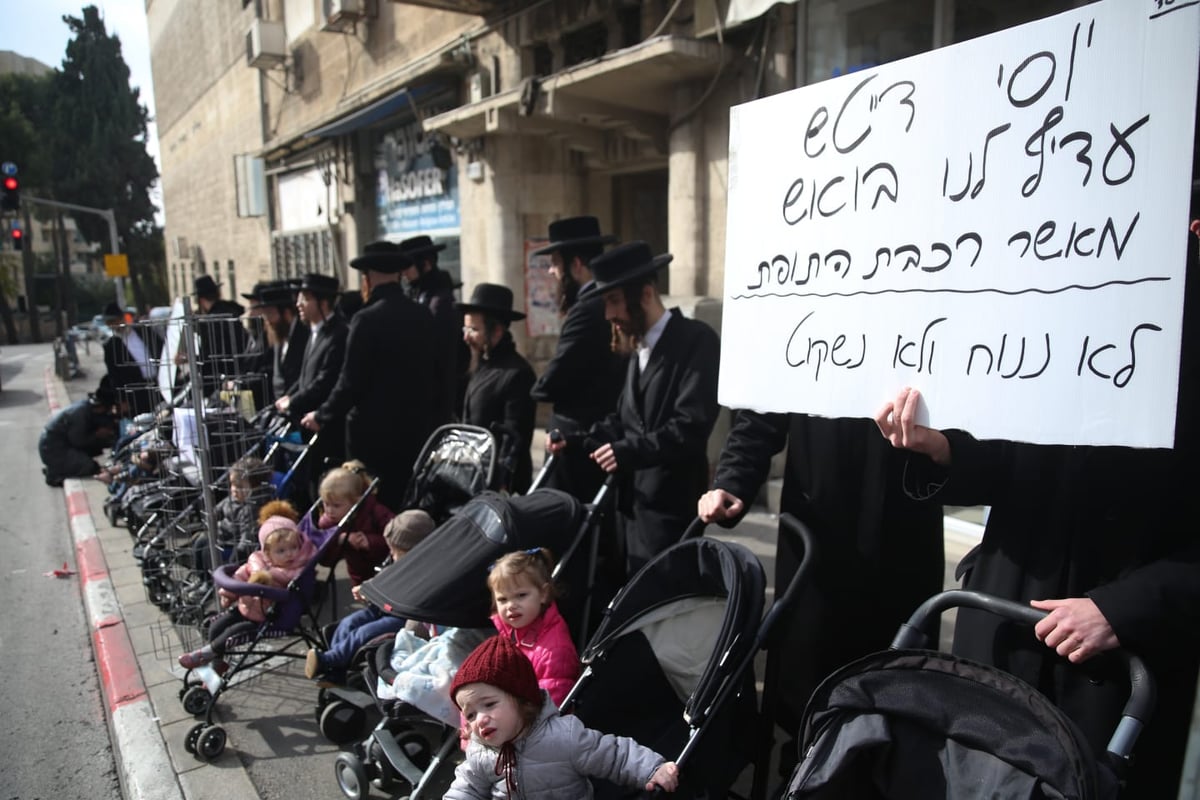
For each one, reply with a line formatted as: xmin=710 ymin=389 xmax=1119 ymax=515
xmin=1077 ymin=323 xmax=1161 ymax=388
xmin=1022 ymin=105 xmax=1065 ymax=197
xmin=1102 ymin=115 xmax=1150 ymax=186
xmin=861 ymin=233 xmax=983 ymax=280
xmin=781 ymin=164 xmax=898 ymax=226
xmin=943 ymin=124 xmax=1012 ymax=202
xmin=892 ymin=317 xmax=946 ymax=373
xmin=748 ymin=261 xmax=770 ymax=290
xmin=785 ymin=311 xmax=867 ymax=380
xmin=800 ymin=75 xmax=917 ymax=160
xmin=1006 ymin=51 xmax=1057 ymax=108
xmin=805 ymin=106 xmax=830 ymax=158
xmin=1007 ymin=214 xmax=1139 ymax=261
xmin=1058 ymin=130 xmax=1093 ymax=184
xmin=966 ymin=333 xmax=1051 ymax=379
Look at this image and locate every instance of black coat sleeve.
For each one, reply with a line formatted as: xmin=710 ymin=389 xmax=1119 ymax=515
xmin=711 ymin=409 xmax=789 ymax=511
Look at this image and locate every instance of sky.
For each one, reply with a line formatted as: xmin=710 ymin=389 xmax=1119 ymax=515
xmin=0 ymin=0 xmax=162 ymax=220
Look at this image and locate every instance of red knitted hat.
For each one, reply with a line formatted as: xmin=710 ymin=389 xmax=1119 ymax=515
xmin=451 ymin=635 xmax=541 ymax=710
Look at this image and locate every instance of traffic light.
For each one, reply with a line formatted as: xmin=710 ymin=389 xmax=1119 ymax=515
xmin=1 ymin=175 xmax=18 ymax=212
xmin=10 ymin=226 xmax=22 ymax=251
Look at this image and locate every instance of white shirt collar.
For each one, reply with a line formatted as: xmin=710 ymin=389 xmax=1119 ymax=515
xmin=637 ymin=310 xmax=671 ymax=372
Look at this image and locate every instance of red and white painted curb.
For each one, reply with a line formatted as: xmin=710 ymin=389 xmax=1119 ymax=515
xmin=47 ymin=368 xmax=183 ymax=800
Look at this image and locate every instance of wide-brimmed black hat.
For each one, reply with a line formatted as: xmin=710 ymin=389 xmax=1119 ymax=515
xmin=102 ymin=302 xmax=124 ymax=322
xmin=350 ymin=240 xmax=413 ymax=274
xmin=90 ymin=375 xmax=118 ymax=408
xmin=194 ymin=275 xmax=221 ymax=299
xmin=240 ymin=281 xmax=270 ymax=303
xmin=457 ymin=283 xmax=526 ymax=322
xmin=398 ymin=234 xmax=447 ymax=261
xmin=581 ymin=241 xmax=672 ymax=298
xmin=531 ymin=215 xmax=618 ymax=256
xmin=297 ymin=273 xmax=340 ymax=299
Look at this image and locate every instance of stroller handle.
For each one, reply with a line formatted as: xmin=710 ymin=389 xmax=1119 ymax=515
xmin=892 ymin=588 xmax=1156 ymax=761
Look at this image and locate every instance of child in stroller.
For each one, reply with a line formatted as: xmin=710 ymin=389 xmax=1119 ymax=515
xmin=190 ymin=455 xmax=271 ymax=574
xmin=446 ymin=635 xmax=679 ymax=798
xmin=177 ymin=504 xmax=315 ymax=670
xmin=302 ymin=460 xmax=394 ymax=587
xmin=306 ymin=509 xmax=437 ymax=683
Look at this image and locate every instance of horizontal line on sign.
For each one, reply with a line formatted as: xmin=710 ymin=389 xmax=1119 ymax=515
xmin=730 ymin=276 xmax=1170 ymax=300
xmin=1150 ymin=1 xmax=1198 ymax=21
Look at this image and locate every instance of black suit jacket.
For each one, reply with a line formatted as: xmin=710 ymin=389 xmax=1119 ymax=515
xmin=462 ymin=334 xmax=536 ymax=493
xmin=104 ymin=326 xmax=165 ymax=416
xmin=317 ymin=282 xmax=444 ymax=504
xmin=274 ymin=317 xmax=309 ymax=400
xmin=287 ymin=314 xmax=348 ymax=419
xmin=589 ymin=309 xmax=720 ymax=565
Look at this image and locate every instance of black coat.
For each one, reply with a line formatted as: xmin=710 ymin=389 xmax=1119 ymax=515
xmin=713 ymin=412 xmax=945 ymax=734
xmin=461 ymin=334 xmax=536 ymax=493
xmin=104 ymin=326 xmax=165 ymax=416
xmin=413 ymin=268 xmax=465 ymax=424
xmin=905 ymin=433 xmax=1200 ymax=799
xmin=531 ymin=291 xmax=623 ymax=499
xmin=588 ymin=310 xmax=720 ymax=570
xmin=316 ymin=282 xmax=444 ymax=507
xmin=287 ymin=315 xmax=348 ymax=419
xmin=195 ymin=299 xmax=248 ymax=396
xmin=274 ymin=316 xmax=309 ymax=400
xmin=39 ymin=399 xmax=113 ymax=481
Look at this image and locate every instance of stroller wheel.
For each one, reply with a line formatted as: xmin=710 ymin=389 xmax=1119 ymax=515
xmin=184 ymin=722 xmax=206 ymax=755
xmin=195 ymin=724 xmax=227 ymax=761
xmin=334 ymin=752 xmax=370 ymax=800
xmin=181 ymin=685 xmax=211 ymax=716
xmin=320 ymin=698 xmax=367 ymax=745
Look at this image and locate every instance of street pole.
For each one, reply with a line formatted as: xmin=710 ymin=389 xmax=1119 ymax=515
xmin=24 ymin=195 xmax=126 ymax=309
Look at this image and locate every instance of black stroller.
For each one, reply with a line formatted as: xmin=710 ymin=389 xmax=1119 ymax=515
xmin=783 ymin=590 xmax=1156 ymax=799
xmin=327 ymin=487 xmax=606 ymax=800
xmin=561 ymin=513 xmax=815 ymax=799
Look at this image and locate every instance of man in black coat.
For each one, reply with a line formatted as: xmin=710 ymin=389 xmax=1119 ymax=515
xmin=277 ymin=273 xmax=348 ymax=476
xmin=187 ymin=275 xmax=248 ymax=397
xmin=699 ymin=412 xmax=946 ymax=743
xmin=241 ymin=280 xmax=307 ymax=407
xmin=301 ymin=243 xmax=446 ymax=510
xmin=400 ymin=234 xmax=463 ymax=420
xmin=458 ymin=283 xmax=537 ymax=493
xmin=549 ymin=242 xmax=721 ymax=574
xmin=530 ymin=216 xmax=624 ymax=501
xmin=40 ymin=379 xmax=119 ymax=486
xmin=102 ymin=302 xmax=164 ymax=418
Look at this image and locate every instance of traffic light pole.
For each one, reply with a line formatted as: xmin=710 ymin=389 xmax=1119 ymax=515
xmin=24 ymin=195 xmax=126 ymax=309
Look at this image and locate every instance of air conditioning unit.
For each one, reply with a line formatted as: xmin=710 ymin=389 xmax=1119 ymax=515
xmin=246 ymin=19 xmax=287 ymax=70
xmin=322 ymin=0 xmax=368 ymax=32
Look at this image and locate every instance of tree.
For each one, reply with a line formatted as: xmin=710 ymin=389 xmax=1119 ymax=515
xmin=50 ymin=5 xmax=162 ymax=312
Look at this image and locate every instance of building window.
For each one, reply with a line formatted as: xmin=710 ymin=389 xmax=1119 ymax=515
xmin=227 ymin=259 xmax=237 ymax=300
xmin=562 ymin=21 xmax=609 ymax=68
xmin=952 ymin=0 xmax=1098 ymax=44
xmin=805 ymin=0 xmax=935 ymax=82
xmin=271 ymin=228 xmax=337 ymax=281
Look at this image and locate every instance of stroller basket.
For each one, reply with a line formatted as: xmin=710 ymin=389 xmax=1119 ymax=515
xmin=400 ymin=424 xmax=497 ymax=520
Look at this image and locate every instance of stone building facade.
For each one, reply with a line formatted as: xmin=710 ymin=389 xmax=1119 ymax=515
xmin=147 ymin=0 xmax=1097 ymax=355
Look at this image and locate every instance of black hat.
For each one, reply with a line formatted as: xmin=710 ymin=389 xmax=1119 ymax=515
xmin=457 ymin=283 xmax=526 ymax=322
xmin=258 ymin=281 xmax=296 ymax=309
xmin=90 ymin=375 xmax=118 ymax=408
xmin=240 ymin=281 xmax=270 ymax=303
xmin=297 ymin=273 xmax=340 ymax=299
xmin=349 ymin=240 xmax=413 ymax=274
xmin=582 ymin=241 xmax=672 ymax=298
xmin=398 ymin=234 xmax=447 ymax=261
xmin=101 ymin=302 xmax=124 ymax=322
xmin=194 ymin=275 xmax=221 ymax=299
xmin=531 ymin=216 xmax=617 ymax=256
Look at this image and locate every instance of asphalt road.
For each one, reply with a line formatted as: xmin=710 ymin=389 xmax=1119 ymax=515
xmin=0 ymin=343 xmax=121 ymax=798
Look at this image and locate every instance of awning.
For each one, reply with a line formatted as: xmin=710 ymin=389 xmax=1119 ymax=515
xmin=304 ymin=83 xmax=443 ymax=139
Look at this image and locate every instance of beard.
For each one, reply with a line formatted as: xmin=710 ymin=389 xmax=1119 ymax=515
xmin=467 ymin=341 xmax=488 ymax=375
xmin=557 ymin=269 xmax=581 ymax=314
xmin=265 ymin=315 xmax=290 ymax=347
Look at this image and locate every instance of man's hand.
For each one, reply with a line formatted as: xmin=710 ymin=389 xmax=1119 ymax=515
xmin=647 ymin=762 xmax=679 ymax=792
xmin=300 ymin=411 xmax=320 ymax=432
xmin=274 ymin=395 xmax=290 ymax=413
xmin=1032 ymin=597 xmax=1120 ymax=664
xmin=698 ymin=489 xmax=744 ymax=523
xmin=546 ymin=430 xmax=567 ymax=454
xmin=874 ymin=387 xmax=951 ymax=465
xmin=590 ymin=443 xmax=618 ymax=473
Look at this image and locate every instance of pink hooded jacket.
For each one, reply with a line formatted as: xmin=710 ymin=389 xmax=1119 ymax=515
xmin=220 ymin=515 xmax=317 ymax=622
xmin=490 ymin=602 xmax=580 ymax=706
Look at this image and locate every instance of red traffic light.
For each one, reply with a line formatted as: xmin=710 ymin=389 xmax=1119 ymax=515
xmin=11 ymin=228 xmax=21 ymax=240
xmin=2 ymin=177 xmax=15 ymax=191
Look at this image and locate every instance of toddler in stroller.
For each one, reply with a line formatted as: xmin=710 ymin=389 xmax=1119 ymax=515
xmin=306 ymin=508 xmax=437 ymax=683
xmin=446 ymin=634 xmax=679 ymax=798
xmin=189 ymin=455 xmax=271 ymax=574
xmin=302 ymin=459 xmax=394 ymax=587
xmin=177 ymin=505 xmax=315 ymax=670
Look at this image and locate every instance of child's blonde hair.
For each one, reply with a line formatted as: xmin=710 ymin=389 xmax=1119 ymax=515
xmin=264 ymin=525 xmax=301 ymax=553
xmin=319 ymin=459 xmax=374 ymax=504
xmin=487 ymin=548 xmax=558 ymax=612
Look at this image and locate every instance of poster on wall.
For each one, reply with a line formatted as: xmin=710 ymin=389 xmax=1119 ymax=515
xmin=525 ymin=239 xmax=561 ymax=337
xmin=721 ymin=0 xmax=1200 ymax=448
xmin=375 ymin=119 xmax=461 ymax=239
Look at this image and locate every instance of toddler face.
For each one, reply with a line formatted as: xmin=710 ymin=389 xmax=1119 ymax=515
xmin=456 ymin=683 xmax=523 ymax=747
xmin=269 ymin=536 xmax=303 ymax=569
xmin=322 ymin=494 xmax=353 ymax=524
xmin=230 ymin=480 xmax=252 ymax=503
xmin=492 ymin=577 xmax=549 ymax=631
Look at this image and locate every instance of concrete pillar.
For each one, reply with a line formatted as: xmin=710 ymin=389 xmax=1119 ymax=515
xmin=668 ymin=85 xmax=705 ymax=297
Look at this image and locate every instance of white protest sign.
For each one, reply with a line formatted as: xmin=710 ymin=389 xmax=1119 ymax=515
xmin=721 ymin=0 xmax=1199 ymax=448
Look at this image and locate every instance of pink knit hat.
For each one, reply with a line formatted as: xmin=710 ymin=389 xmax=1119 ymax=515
xmin=257 ymin=515 xmax=299 ymax=549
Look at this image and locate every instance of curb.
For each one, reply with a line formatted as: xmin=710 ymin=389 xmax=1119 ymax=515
xmin=46 ymin=367 xmax=185 ymax=800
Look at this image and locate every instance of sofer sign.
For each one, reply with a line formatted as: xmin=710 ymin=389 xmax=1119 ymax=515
xmin=375 ymin=119 xmax=460 ymax=237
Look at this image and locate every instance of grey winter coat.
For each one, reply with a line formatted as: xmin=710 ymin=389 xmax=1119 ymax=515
xmin=444 ymin=692 xmax=664 ymax=800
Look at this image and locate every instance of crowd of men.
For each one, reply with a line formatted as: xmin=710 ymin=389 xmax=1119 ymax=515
xmin=89 ymin=217 xmax=1200 ymax=798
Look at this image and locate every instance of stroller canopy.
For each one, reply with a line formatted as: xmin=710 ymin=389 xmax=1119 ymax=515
xmin=360 ymin=489 xmax=585 ymax=629
xmin=786 ymin=649 xmax=1118 ymax=800
xmin=581 ymin=536 xmax=766 ymax=728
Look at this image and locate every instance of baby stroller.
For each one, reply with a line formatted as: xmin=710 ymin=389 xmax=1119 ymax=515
xmin=397 ymin=423 xmax=501 ymax=523
xmin=327 ymin=487 xmax=605 ymax=800
xmin=174 ymin=480 xmax=381 ymax=761
xmin=561 ymin=513 xmax=815 ymax=800
xmin=783 ymin=590 xmax=1156 ymax=799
